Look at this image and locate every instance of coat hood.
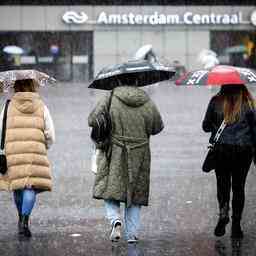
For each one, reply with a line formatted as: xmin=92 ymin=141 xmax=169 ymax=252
xmin=113 ymin=86 xmax=150 ymax=107
xmin=12 ymin=92 xmax=42 ymax=114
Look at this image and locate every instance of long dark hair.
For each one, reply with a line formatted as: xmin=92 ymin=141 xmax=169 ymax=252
xmin=219 ymin=84 xmax=255 ymax=124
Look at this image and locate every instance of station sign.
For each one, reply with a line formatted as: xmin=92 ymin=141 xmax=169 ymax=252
xmin=62 ymin=10 xmax=256 ymax=26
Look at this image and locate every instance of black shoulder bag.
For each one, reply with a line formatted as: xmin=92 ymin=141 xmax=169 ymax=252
xmin=90 ymin=91 xmax=114 ymax=144
xmin=0 ymin=100 xmax=10 ymax=175
xmin=246 ymin=109 xmax=256 ymax=164
xmin=202 ymin=120 xmax=226 ymax=173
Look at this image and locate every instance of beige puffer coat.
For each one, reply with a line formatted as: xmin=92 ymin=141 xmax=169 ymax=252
xmin=0 ymin=92 xmax=52 ymax=192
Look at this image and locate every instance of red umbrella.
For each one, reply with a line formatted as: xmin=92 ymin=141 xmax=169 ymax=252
xmin=175 ymin=65 xmax=256 ymax=86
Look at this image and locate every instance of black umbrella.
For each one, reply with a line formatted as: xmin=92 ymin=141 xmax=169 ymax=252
xmin=88 ymin=60 xmax=176 ymax=90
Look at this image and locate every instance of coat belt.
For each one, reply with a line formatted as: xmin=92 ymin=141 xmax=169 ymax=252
xmin=111 ymin=135 xmax=149 ymax=207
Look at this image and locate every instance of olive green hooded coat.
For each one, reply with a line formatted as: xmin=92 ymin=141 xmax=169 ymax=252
xmin=88 ymin=86 xmax=164 ymax=206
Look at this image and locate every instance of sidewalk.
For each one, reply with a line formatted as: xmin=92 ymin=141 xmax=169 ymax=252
xmin=0 ymin=83 xmax=256 ymax=255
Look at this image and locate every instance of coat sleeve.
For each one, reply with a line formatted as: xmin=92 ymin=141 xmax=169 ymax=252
xmin=88 ymin=94 xmax=110 ymax=128
xmin=202 ymin=97 xmax=217 ymax=133
xmin=44 ymin=105 xmax=56 ymax=149
xmin=148 ymin=100 xmax=164 ymax=136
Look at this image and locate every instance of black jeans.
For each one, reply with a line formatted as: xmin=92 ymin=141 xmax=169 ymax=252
xmin=215 ymin=144 xmax=253 ymax=220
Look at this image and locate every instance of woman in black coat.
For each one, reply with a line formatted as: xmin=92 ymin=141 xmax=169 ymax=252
xmin=202 ymin=84 xmax=256 ymax=239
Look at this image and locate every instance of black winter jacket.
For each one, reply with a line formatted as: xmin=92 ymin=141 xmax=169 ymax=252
xmin=202 ymin=95 xmax=256 ymax=148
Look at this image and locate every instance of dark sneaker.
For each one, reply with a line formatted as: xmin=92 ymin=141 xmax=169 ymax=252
xmin=110 ymin=221 xmax=122 ymax=242
xmin=20 ymin=215 xmax=32 ymax=238
xmin=231 ymin=222 xmax=244 ymax=239
xmin=214 ymin=217 xmax=230 ymax=237
xmin=18 ymin=214 xmax=23 ymax=234
xmin=23 ymin=226 xmax=32 ymax=238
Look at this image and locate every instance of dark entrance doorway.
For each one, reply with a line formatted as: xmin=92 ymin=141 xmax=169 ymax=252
xmin=0 ymin=31 xmax=93 ymax=82
xmin=211 ymin=30 xmax=256 ymax=69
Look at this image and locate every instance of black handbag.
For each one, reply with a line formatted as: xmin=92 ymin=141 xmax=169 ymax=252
xmin=90 ymin=91 xmax=114 ymax=144
xmin=0 ymin=100 xmax=10 ymax=175
xmin=246 ymin=110 xmax=256 ymax=164
xmin=202 ymin=120 xmax=226 ymax=173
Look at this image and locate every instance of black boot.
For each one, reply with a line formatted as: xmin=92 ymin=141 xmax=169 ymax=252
xmin=20 ymin=215 xmax=32 ymax=238
xmin=18 ymin=214 xmax=23 ymax=234
xmin=214 ymin=205 xmax=230 ymax=237
xmin=231 ymin=219 xmax=243 ymax=239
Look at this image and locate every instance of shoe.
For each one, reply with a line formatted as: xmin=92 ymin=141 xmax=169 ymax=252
xmin=127 ymin=236 xmax=139 ymax=243
xmin=214 ymin=204 xmax=230 ymax=237
xmin=214 ymin=216 xmax=230 ymax=237
xmin=18 ymin=214 xmax=23 ymax=234
xmin=20 ymin=215 xmax=32 ymax=238
xmin=231 ymin=221 xmax=244 ymax=239
xmin=110 ymin=220 xmax=122 ymax=242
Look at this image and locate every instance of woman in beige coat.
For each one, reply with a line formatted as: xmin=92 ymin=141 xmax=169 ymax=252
xmin=0 ymin=79 xmax=55 ymax=238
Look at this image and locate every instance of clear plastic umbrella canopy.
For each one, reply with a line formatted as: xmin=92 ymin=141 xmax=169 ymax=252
xmin=134 ymin=44 xmax=153 ymax=60
xmin=133 ymin=44 xmax=158 ymax=63
xmin=197 ymin=49 xmax=219 ymax=69
xmin=0 ymin=69 xmax=56 ymax=91
xmin=2 ymin=45 xmax=24 ymax=55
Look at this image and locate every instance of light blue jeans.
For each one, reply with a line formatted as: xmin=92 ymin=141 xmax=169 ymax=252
xmin=104 ymin=199 xmax=141 ymax=240
xmin=13 ymin=189 xmax=37 ymax=216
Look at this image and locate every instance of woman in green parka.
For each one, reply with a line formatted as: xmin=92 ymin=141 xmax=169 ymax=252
xmin=88 ymin=77 xmax=164 ymax=243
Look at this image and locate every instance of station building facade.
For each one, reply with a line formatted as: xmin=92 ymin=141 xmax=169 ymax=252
xmin=0 ymin=3 xmax=255 ymax=81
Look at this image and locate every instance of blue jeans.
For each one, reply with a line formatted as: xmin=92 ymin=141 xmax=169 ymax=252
xmin=13 ymin=189 xmax=37 ymax=216
xmin=104 ymin=199 xmax=141 ymax=240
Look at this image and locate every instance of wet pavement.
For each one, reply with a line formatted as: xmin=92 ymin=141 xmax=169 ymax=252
xmin=1 ymin=83 xmax=256 ymax=255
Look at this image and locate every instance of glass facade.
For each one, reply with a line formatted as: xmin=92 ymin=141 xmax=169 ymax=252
xmin=211 ymin=31 xmax=256 ymax=69
xmin=0 ymin=32 xmax=93 ymax=82
xmin=0 ymin=5 xmax=255 ymax=76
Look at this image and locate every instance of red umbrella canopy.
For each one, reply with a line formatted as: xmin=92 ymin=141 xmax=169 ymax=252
xmin=175 ymin=65 xmax=256 ymax=86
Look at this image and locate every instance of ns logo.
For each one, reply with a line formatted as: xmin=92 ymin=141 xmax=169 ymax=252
xmin=251 ymin=10 xmax=256 ymax=26
xmin=62 ymin=11 xmax=89 ymax=24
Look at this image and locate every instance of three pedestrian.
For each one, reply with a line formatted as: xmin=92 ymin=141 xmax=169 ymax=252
xmin=0 ymin=78 xmax=55 ymax=238
xmin=88 ymin=76 xmax=164 ymax=243
xmin=1 ymin=62 xmax=255 ymax=246
xmin=202 ymin=84 xmax=256 ymax=238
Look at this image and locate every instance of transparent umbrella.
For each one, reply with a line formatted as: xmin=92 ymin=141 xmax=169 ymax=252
xmin=3 ymin=45 xmax=24 ymax=55
xmin=133 ymin=44 xmax=158 ymax=63
xmin=0 ymin=69 xmax=56 ymax=91
xmin=197 ymin=49 xmax=219 ymax=69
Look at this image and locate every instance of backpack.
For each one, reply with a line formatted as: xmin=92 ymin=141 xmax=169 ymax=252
xmin=90 ymin=91 xmax=113 ymax=144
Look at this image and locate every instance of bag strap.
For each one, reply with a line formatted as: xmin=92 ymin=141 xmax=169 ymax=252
xmin=107 ymin=90 xmax=114 ymax=112
xmin=1 ymin=100 xmax=10 ymax=150
xmin=212 ymin=120 xmax=226 ymax=146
